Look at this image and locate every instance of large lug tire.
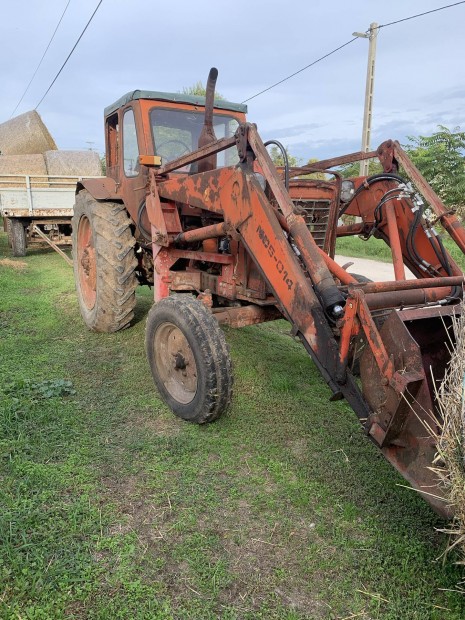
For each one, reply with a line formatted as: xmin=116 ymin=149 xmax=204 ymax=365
xmin=145 ymin=295 xmax=233 ymax=423
xmin=72 ymin=190 xmax=137 ymax=332
xmin=10 ymin=218 xmax=27 ymax=257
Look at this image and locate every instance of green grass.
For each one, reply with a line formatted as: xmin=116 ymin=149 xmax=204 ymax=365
xmin=337 ymin=233 xmax=465 ymax=270
xmin=1 ymin=236 xmax=464 ymax=619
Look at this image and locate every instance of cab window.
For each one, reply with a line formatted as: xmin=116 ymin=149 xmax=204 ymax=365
xmin=123 ymin=108 xmax=140 ymax=177
xmin=151 ymin=108 xmax=239 ymax=168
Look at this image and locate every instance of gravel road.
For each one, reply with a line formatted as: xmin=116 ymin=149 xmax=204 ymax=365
xmin=335 ymin=255 xmax=414 ymax=282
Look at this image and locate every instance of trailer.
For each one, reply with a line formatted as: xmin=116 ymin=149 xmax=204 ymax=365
xmin=1 ymin=173 xmax=101 ymax=262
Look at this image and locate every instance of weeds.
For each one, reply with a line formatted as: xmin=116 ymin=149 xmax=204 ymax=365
xmin=1 ymin=234 xmax=465 ymax=618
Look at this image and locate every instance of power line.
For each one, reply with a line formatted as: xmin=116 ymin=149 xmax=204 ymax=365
xmin=378 ymin=0 xmax=465 ymax=29
xmin=241 ymin=1 xmax=465 ymax=104
xmin=241 ymin=38 xmax=358 ymax=104
xmin=35 ymin=0 xmax=104 ymax=110
xmin=10 ymin=0 xmax=72 ymax=118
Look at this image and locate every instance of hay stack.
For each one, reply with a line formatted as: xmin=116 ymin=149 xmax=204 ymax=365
xmin=0 ymin=154 xmax=47 ymax=176
xmin=433 ymin=309 xmax=465 ymax=566
xmin=0 ymin=154 xmax=48 ymax=187
xmin=0 ymin=110 xmax=57 ymax=155
xmin=44 ymin=150 xmax=102 ymax=177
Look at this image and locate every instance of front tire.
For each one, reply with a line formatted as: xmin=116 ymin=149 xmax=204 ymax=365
xmin=145 ymin=295 xmax=233 ymax=423
xmin=10 ymin=218 xmax=27 ymax=257
xmin=72 ymin=190 xmax=137 ymax=332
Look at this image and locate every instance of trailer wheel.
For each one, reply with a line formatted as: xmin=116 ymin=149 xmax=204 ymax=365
xmin=146 ymin=295 xmax=233 ymax=423
xmin=10 ymin=218 xmax=27 ymax=257
xmin=72 ymin=190 xmax=137 ymax=332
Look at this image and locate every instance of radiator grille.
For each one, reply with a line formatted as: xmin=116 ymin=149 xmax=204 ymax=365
xmin=292 ymin=199 xmax=331 ymax=250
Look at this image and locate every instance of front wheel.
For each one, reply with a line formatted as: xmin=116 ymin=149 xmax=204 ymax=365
xmin=145 ymin=295 xmax=233 ymax=423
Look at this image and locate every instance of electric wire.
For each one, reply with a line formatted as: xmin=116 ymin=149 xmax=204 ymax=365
xmin=377 ymin=1 xmax=465 ymax=30
xmin=10 ymin=0 xmax=72 ymax=118
xmin=241 ymin=1 xmax=465 ymax=104
xmin=241 ymin=38 xmax=358 ymax=103
xmin=35 ymin=0 xmax=104 ymax=110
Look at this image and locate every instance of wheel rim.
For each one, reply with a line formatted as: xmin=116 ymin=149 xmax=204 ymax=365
xmin=77 ymin=216 xmax=97 ymax=310
xmin=154 ymin=322 xmax=198 ymax=404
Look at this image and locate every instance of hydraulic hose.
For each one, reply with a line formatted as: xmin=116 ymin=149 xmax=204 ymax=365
xmin=339 ymin=173 xmax=406 ymax=218
xmin=264 ymin=140 xmax=289 ymax=190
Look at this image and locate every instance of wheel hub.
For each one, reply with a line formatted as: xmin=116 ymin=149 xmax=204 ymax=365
xmin=154 ymin=322 xmax=197 ymax=404
xmin=173 ymin=352 xmax=188 ymax=370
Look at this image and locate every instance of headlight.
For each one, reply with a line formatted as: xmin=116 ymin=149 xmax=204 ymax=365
xmin=341 ymin=179 xmax=355 ymax=202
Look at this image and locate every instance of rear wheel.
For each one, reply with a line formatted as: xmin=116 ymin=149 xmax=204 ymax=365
xmin=72 ymin=190 xmax=137 ymax=332
xmin=10 ymin=218 xmax=27 ymax=257
xmin=146 ymin=295 xmax=233 ymax=423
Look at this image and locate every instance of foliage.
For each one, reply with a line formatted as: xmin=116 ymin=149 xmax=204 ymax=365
xmin=268 ymin=144 xmax=300 ymax=167
xmin=404 ymin=125 xmax=465 ymax=211
xmin=338 ymin=159 xmax=383 ymax=179
xmin=181 ymin=80 xmax=224 ymax=100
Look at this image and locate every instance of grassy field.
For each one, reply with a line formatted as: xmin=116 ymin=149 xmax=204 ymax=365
xmin=1 ymin=232 xmax=465 ymax=619
xmin=336 ymin=234 xmax=465 ymax=271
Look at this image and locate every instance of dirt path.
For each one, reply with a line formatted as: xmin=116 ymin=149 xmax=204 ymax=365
xmin=335 ymin=254 xmax=414 ymax=282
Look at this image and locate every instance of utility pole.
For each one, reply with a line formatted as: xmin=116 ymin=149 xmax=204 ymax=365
xmin=353 ymin=22 xmax=379 ymax=176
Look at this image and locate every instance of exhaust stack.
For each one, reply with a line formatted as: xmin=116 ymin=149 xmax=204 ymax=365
xmin=197 ymin=67 xmax=218 ymax=173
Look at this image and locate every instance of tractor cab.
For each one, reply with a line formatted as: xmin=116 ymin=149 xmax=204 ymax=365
xmin=103 ymin=90 xmax=247 ymax=184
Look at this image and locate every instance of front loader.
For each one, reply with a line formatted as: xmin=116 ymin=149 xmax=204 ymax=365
xmin=73 ymin=69 xmax=464 ymax=516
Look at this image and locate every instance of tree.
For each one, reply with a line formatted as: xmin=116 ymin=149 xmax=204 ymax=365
xmin=404 ymin=125 xmax=465 ymax=211
xmin=337 ymin=159 xmax=382 ymax=179
xmin=268 ymin=145 xmax=300 ymax=168
xmin=181 ymin=81 xmax=224 ymax=100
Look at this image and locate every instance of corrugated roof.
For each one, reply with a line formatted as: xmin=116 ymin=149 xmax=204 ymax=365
xmin=104 ymin=90 xmax=247 ymax=117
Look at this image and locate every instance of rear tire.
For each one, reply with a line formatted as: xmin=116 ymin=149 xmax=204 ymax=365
xmin=10 ymin=218 xmax=27 ymax=257
xmin=72 ymin=190 xmax=137 ymax=332
xmin=146 ymin=295 xmax=233 ymax=423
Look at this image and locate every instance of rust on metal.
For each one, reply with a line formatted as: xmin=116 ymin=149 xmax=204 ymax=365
xmin=213 ymin=304 xmax=282 ymax=328
xmin=348 ymin=275 xmax=464 ymax=294
xmin=79 ymin=69 xmax=465 ymax=514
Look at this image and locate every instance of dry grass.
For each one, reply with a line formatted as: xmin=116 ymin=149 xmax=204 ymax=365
xmin=432 ymin=308 xmax=465 ymax=571
xmin=0 ymin=258 xmax=28 ymax=270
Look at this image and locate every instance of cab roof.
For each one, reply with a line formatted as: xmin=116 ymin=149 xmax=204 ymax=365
xmin=104 ymin=90 xmax=248 ymax=117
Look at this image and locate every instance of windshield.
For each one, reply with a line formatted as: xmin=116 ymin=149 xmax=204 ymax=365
xmin=150 ymin=108 xmax=240 ymax=169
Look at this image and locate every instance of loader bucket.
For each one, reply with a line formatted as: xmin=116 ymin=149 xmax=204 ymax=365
xmin=359 ymin=305 xmax=459 ymax=516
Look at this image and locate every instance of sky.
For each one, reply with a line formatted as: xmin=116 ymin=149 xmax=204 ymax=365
xmin=1 ymin=0 xmax=464 ymax=162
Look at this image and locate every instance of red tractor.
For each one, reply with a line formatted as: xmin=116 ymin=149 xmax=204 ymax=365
xmin=73 ymin=69 xmax=465 ymax=515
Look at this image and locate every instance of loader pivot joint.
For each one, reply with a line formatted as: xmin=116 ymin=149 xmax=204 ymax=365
xmin=235 ymin=123 xmax=256 ymax=163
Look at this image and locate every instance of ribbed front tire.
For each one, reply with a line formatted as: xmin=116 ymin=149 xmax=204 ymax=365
xmin=146 ymin=295 xmax=233 ymax=423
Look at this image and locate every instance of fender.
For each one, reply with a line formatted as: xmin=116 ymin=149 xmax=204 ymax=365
xmin=76 ymin=177 xmax=121 ymax=201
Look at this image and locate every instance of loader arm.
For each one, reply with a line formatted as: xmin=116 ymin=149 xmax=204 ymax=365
xmin=144 ymin=121 xmax=463 ymax=515
xmin=154 ymin=125 xmax=369 ymax=415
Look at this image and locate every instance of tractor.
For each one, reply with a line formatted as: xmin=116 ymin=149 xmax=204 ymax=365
xmin=72 ymin=69 xmax=465 ymax=516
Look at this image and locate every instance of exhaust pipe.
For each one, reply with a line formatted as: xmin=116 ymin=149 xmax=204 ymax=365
xmin=197 ymin=67 xmax=218 ymax=173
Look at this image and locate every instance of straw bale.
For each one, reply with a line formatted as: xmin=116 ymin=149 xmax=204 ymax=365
xmin=431 ymin=307 xmax=465 ymax=573
xmin=0 ymin=111 xmax=57 ymax=155
xmin=44 ymin=150 xmax=102 ymax=177
xmin=0 ymin=154 xmax=47 ymax=187
xmin=0 ymin=154 xmax=46 ymax=175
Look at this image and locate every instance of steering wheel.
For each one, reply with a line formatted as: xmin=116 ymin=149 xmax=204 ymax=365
xmin=156 ymin=139 xmax=191 ymax=165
